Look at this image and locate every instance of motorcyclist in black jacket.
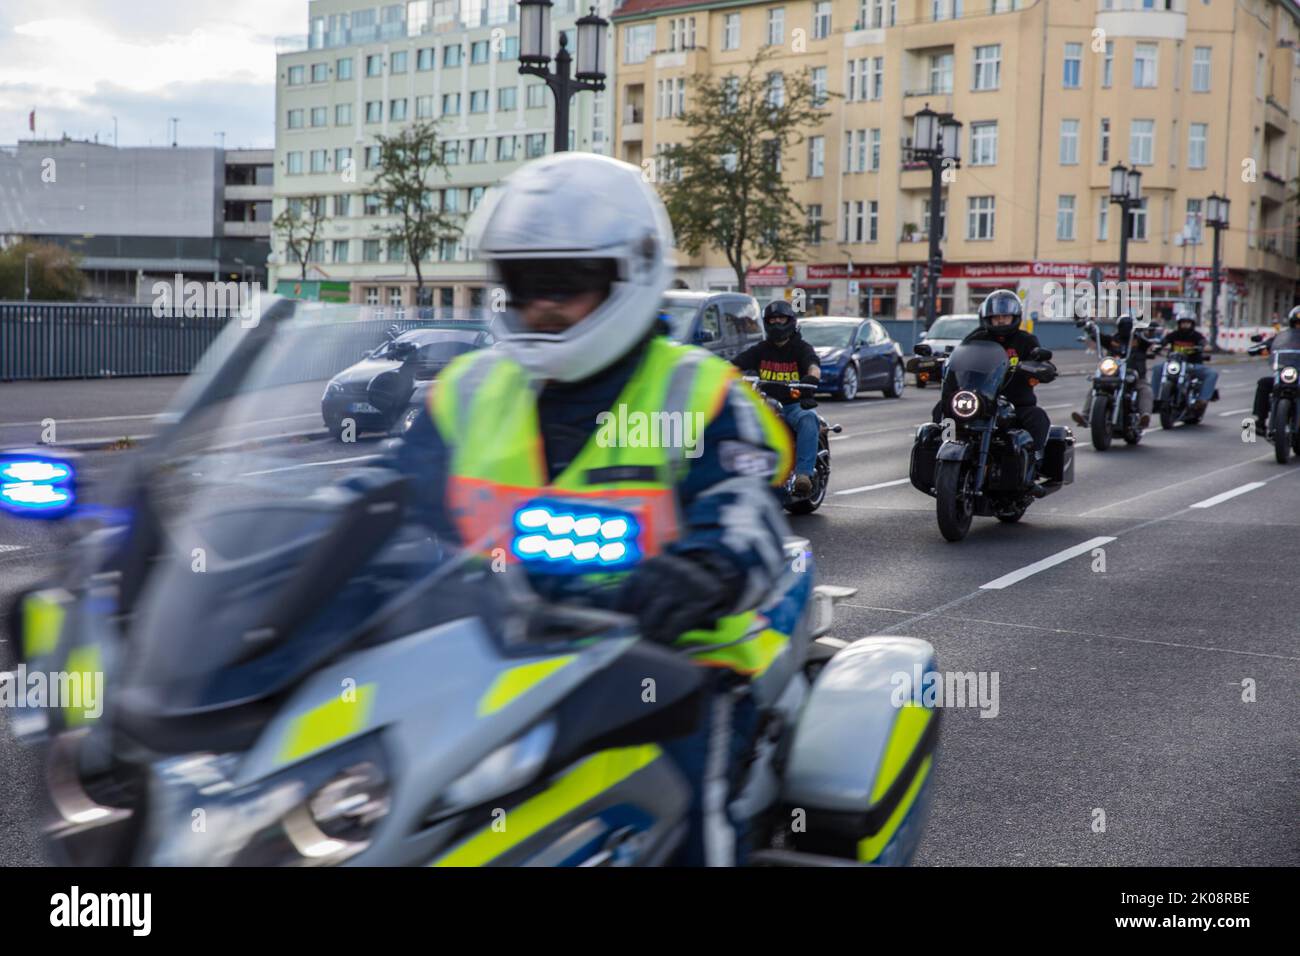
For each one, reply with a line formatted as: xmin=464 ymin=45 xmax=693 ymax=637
xmin=1151 ymin=315 xmax=1218 ymax=410
xmin=1071 ymin=313 xmax=1157 ymax=429
xmin=1251 ymin=306 xmax=1300 ymax=430
xmin=933 ymin=290 xmax=1051 ymax=455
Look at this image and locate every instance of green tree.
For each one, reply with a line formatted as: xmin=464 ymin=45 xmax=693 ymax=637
xmin=0 ymin=240 xmax=83 ymax=300
xmin=273 ymin=195 xmax=327 ymax=282
xmin=371 ymin=121 xmax=463 ymax=305
xmin=658 ymin=49 xmax=827 ymax=293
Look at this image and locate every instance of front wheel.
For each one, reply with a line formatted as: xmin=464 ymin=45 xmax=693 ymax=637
xmin=1090 ymin=395 xmax=1113 ymax=451
xmin=934 ymin=459 xmax=973 ymax=542
xmin=837 ymin=365 xmax=859 ymax=401
xmin=883 ymin=362 xmax=905 ymax=399
xmin=1274 ymin=398 xmax=1293 ymax=464
xmin=1159 ymin=405 xmax=1175 ymax=430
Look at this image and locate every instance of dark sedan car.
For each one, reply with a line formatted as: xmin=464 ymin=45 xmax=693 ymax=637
xmin=801 ymin=317 xmax=906 ymax=401
xmin=321 ymin=323 xmax=495 ymax=439
xmin=659 ymin=290 xmax=765 ymax=361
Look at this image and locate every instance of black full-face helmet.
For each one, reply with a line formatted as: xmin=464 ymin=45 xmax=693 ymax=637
xmin=1287 ymin=305 xmax=1300 ymax=329
xmin=978 ymin=290 xmax=1023 ymax=337
xmin=763 ymin=299 xmax=798 ymax=344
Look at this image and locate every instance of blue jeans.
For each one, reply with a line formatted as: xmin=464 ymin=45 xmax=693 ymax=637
xmin=781 ymin=403 xmax=820 ymax=476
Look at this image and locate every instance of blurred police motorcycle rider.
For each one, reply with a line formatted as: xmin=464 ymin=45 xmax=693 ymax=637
xmin=1252 ymin=305 xmax=1300 ymax=430
xmin=1071 ymin=313 xmax=1156 ymax=428
xmin=732 ymin=300 xmax=822 ymax=497
xmin=933 ymin=290 xmax=1052 ymax=459
xmin=388 ymin=152 xmax=796 ymax=866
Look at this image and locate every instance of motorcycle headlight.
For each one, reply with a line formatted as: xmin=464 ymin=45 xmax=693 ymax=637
xmin=1281 ymin=367 xmax=1298 ymax=385
xmin=1098 ymin=358 xmax=1119 ymax=376
xmin=951 ymin=390 xmax=980 ymax=419
xmin=1167 ymin=361 xmax=1182 ymax=375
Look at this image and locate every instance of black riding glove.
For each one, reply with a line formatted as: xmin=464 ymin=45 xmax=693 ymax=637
xmin=615 ymin=550 xmax=744 ymax=646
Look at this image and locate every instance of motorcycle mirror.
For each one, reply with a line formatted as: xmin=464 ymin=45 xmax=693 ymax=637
xmin=913 ymin=343 xmax=933 ymax=356
xmin=1030 ymin=347 xmax=1053 ymax=361
xmin=1251 ymin=334 xmax=1265 ymax=343
xmin=944 ymin=345 xmax=955 ymax=353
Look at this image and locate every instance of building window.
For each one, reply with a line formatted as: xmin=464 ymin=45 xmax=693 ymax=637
xmin=813 ymin=2 xmax=832 ymax=39
xmin=390 ymin=98 xmax=408 ymax=121
xmin=311 ymin=63 xmax=328 ymax=83
xmin=767 ymin=8 xmax=785 ymax=46
xmin=767 ymin=72 xmax=785 ymax=109
xmin=1130 ymin=119 xmax=1155 ymax=165
xmin=871 ymin=57 xmax=884 ymax=100
xmin=867 ymin=200 xmax=879 ymax=241
xmin=923 ymin=198 xmax=947 ymax=239
xmin=286 ymin=152 xmax=303 ymax=174
xmin=1134 ymin=43 xmax=1157 ymax=89
xmin=526 ymin=84 xmax=546 ymax=109
xmin=1130 ymin=198 xmax=1148 ymax=241
xmin=1063 ymin=42 xmax=1082 ymax=89
xmin=973 ymin=45 xmax=1001 ymax=91
xmin=366 ymin=54 xmax=383 ymax=77
xmin=364 ymin=286 xmax=380 ymax=305
xmin=844 ymin=130 xmax=866 ymax=173
xmin=1059 ymin=119 xmax=1080 ymax=165
xmin=336 ymin=57 xmax=353 ymax=81
xmin=442 ymin=140 xmax=460 ymax=165
xmin=287 ymin=65 xmax=305 ymax=86
xmin=417 ymin=48 xmax=435 ymax=70
xmin=1191 ymin=47 xmax=1211 ymax=92
xmin=364 ymin=145 xmax=381 ymax=170
xmin=366 ymin=101 xmax=382 ymax=123
xmin=807 ymin=204 xmax=823 ymax=244
xmin=498 ymin=87 xmax=517 ymax=111
xmin=929 ymin=53 xmax=953 ymax=94
xmin=335 ymin=103 xmax=352 ymax=125
xmin=364 ymin=193 xmax=383 ymax=215
xmin=1185 ymin=198 xmax=1203 ymax=243
xmin=1188 ymin=123 xmax=1208 ymax=168
xmin=526 ymin=133 xmax=546 ymax=158
xmin=469 ymin=138 xmax=487 ymax=163
xmin=808 ymin=136 xmax=825 ymax=178
xmin=970 ymin=121 xmax=997 ymax=165
xmin=471 ymin=39 xmax=489 ymax=64
xmin=1102 ymin=41 xmax=1113 ymax=88
xmin=287 ymin=109 xmax=304 ymax=129
xmin=812 ymin=66 xmax=828 ymax=106
xmin=390 ymin=50 xmax=408 ymax=73
xmin=723 ymin=13 xmax=740 ymax=50
xmin=470 ymin=90 xmax=488 ymax=113
xmin=1098 ymin=117 xmax=1110 ymax=163
xmin=363 ymin=240 xmax=383 ymax=262
xmin=442 ymin=93 xmax=461 ymax=116
xmin=416 ymin=95 xmax=434 ymax=119
xmin=1097 ymin=197 xmax=1108 ymax=242
xmin=497 ymin=135 xmax=516 ymax=161
xmin=1056 ymin=195 xmax=1075 ymax=240
xmin=331 ymin=239 xmax=349 ymax=263
xmin=310 ymin=149 xmax=328 ymax=173
xmin=444 ymin=43 xmax=462 ymax=67
xmin=967 ymin=196 xmax=995 ymax=240
xmin=869 ymin=128 xmax=881 ymax=171
xmin=333 ymin=192 xmax=351 ymax=217
xmin=624 ymin=24 xmax=653 ymax=64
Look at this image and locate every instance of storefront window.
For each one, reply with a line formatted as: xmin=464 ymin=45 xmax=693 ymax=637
xmin=967 ymin=285 xmax=1004 ymax=313
xmin=860 ymin=283 xmax=897 ymax=320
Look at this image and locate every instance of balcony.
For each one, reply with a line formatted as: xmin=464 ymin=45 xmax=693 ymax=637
xmin=902 ymin=88 xmax=953 ymax=116
xmin=1259 ymin=172 xmax=1288 ymax=208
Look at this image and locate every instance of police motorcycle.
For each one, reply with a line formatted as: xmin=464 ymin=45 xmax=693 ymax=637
xmin=909 ymin=340 xmax=1075 ymax=542
xmin=1248 ymin=328 xmax=1300 ymax=464
xmin=3 ymin=299 xmax=940 ymax=867
xmin=740 ymin=377 xmax=841 ymax=515
xmin=1154 ymin=342 xmax=1213 ymax=430
xmin=1078 ymin=319 xmax=1147 ymax=451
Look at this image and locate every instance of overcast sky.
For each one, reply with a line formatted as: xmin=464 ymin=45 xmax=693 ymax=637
xmin=0 ymin=0 xmax=304 ymax=149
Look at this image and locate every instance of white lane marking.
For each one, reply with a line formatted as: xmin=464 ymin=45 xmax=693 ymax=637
xmin=833 ymin=477 xmax=910 ymax=496
xmin=0 ymin=413 xmax=158 ymax=428
xmin=1189 ymin=482 xmax=1267 ymax=509
xmin=1216 ymin=407 xmax=1253 ymax=417
xmin=240 ymin=454 xmax=380 ymax=477
xmin=1077 ymin=454 xmax=1273 ymax=515
xmin=0 ymin=544 xmax=25 ymax=553
xmin=1041 ymin=403 xmax=1075 ymax=410
xmin=980 ymin=536 xmax=1117 ymax=591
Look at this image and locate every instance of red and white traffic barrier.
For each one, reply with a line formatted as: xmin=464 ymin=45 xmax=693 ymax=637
xmin=1216 ymin=327 xmax=1276 ymax=353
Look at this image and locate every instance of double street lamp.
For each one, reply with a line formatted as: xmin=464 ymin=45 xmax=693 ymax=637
xmin=517 ymin=0 xmax=609 ymax=154
xmin=911 ymin=105 xmax=961 ymax=329
xmin=1205 ymin=192 xmax=1231 ymax=351
xmin=1108 ymin=162 xmax=1144 ymax=284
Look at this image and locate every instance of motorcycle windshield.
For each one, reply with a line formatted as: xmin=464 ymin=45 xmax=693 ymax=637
xmin=91 ymin=301 xmax=597 ymax=721
xmin=944 ymin=340 xmax=1011 ymax=402
xmin=1270 ymin=329 xmax=1300 ymax=368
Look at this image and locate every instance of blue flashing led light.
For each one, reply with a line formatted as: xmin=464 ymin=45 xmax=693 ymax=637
xmin=0 ymin=453 xmax=77 ymax=518
xmin=511 ymin=499 xmax=642 ymax=573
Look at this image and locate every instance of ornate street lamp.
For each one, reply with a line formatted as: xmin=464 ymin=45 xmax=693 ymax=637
xmin=517 ymin=1 xmax=608 ymax=153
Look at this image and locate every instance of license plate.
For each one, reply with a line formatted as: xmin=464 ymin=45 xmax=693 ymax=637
xmin=348 ymin=402 xmax=379 ymax=414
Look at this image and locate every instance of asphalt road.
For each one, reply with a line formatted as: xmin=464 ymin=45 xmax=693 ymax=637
xmin=1 ymin=352 xmax=1296 ymax=866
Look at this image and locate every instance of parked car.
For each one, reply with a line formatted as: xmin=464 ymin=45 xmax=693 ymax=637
xmin=321 ymin=322 xmax=496 ymax=439
xmin=908 ymin=313 xmax=979 ymax=388
xmin=800 ymin=316 xmax=906 ymax=400
xmin=659 ymin=290 xmax=764 ymax=360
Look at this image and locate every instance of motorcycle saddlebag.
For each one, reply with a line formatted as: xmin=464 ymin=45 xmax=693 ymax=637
xmin=991 ymin=429 xmax=1033 ymax=492
xmin=778 ymin=637 xmax=940 ymax=865
xmin=1041 ymin=425 xmax=1075 ymax=484
xmin=908 ymin=423 xmax=943 ymax=496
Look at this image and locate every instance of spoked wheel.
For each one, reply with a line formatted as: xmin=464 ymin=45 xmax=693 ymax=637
xmin=1274 ymin=399 xmax=1293 ymax=464
xmin=883 ymin=362 xmax=905 ymax=399
xmin=1090 ymin=396 xmax=1113 ymax=451
xmin=935 ymin=459 xmax=973 ymax=542
xmin=838 ymin=366 xmax=859 ymax=401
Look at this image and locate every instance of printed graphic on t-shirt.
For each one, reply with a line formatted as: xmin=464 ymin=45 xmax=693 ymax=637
xmin=757 ymin=358 xmax=802 ymax=382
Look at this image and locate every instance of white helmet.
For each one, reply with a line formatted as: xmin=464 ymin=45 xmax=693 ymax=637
xmin=475 ymin=152 xmax=675 ymax=382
